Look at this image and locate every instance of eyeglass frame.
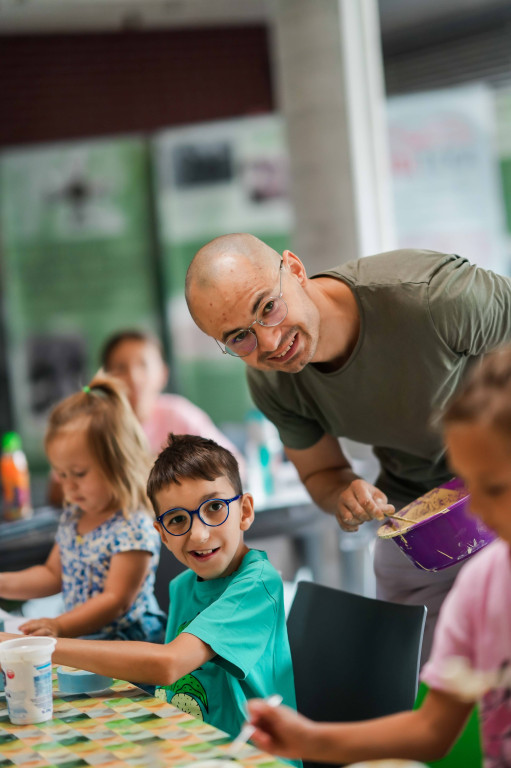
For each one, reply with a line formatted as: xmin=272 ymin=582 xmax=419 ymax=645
xmin=156 ymin=494 xmax=242 ymax=536
xmin=214 ymin=258 xmax=287 ymax=357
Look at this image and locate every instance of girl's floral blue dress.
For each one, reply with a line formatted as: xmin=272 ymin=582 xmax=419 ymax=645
xmin=56 ymin=506 xmax=165 ymax=641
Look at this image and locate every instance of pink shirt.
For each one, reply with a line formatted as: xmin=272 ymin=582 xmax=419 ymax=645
xmin=141 ymin=394 xmax=245 ymax=473
xmin=422 ymin=539 xmax=511 ymax=767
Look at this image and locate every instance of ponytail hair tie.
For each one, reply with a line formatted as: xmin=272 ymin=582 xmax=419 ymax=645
xmin=82 ymin=386 xmax=91 ymax=394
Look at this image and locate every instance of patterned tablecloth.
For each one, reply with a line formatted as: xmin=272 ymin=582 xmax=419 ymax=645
xmin=0 ymin=672 xmax=289 ymax=768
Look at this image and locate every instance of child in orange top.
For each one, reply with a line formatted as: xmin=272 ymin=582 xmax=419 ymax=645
xmin=0 ymin=377 xmax=165 ymax=642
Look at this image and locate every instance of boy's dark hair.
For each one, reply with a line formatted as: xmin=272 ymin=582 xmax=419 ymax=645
xmin=100 ymin=329 xmax=165 ymax=369
xmin=147 ymin=433 xmax=243 ymax=515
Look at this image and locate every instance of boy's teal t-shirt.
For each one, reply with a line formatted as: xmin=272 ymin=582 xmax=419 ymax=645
xmin=156 ymin=549 xmax=297 ymax=739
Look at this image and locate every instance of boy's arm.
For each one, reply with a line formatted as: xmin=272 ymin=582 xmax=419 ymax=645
xmin=20 ymin=550 xmax=153 ymax=638
xmin=36 ymin=630 xmax=215 ymax=686
xmin=249 ymin=689 xmax=473 ymax=764
xmin=0 ymin=544 xmax=62 ymax=600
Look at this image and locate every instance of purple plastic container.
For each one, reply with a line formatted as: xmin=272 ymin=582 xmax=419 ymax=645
xmin=377 ymin=477 xmax=496 ymax=572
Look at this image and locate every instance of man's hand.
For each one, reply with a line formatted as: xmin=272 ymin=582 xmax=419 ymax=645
xmin=19 ymin=617 xmax=61 ymax=637
xmin=336 ymin=479 xmax=394 ymax=532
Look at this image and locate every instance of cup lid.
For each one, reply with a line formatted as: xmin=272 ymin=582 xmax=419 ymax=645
xmin=0 ymin=636 xmax=56 ymax=662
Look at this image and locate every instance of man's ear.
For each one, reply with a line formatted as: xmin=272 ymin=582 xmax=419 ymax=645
xmin=283 ymin=249 xmax=307 ymax=284
xmin=239 ymin=493 xmax=255 ymax=531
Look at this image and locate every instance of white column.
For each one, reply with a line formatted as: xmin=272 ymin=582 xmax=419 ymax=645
xmin=269 ymin=0 xmax=395 ymax=271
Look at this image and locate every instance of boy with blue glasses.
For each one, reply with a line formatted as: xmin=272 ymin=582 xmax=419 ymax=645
xmin=148 ymin=434 xmax=296 ymax=736
xmin=0 ymin=434 xmax=297 ymax=742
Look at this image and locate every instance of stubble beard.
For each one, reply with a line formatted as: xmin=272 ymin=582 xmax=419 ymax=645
xmin=254 ymin=327 xmax=317 ymax=374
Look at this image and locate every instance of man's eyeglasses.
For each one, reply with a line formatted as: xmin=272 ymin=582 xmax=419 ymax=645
xmin=156 ymin=495 xmax=242 ymax=536
xmin=215 ymin=259 xmax=288 ymax=358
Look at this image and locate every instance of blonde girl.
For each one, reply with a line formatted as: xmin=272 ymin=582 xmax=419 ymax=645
xmin=247 ymin=345 xmax=511 ymax=767
xmin=0 ymin=377 xmax=165 ymax=642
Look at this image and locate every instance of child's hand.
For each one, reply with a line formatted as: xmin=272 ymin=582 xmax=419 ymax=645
xmin=19 ymin=617 xmax=60 ymax=637
xmin=247 ymin=699 xmax=316 ymax=760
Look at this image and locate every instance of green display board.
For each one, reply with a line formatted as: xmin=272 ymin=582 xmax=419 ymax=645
xmin=152 ymin=115 xmax=294 ymax=427
xmin=0 ymin=137 xmax=160 ymax=467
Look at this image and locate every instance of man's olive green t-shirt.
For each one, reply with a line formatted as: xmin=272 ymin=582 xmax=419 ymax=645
xmin=247 ymin=249 xmax=511 ymax=504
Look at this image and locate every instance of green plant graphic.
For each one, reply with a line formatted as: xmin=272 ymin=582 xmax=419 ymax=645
xmin=155 ymin=618 xmax=208 ymax=718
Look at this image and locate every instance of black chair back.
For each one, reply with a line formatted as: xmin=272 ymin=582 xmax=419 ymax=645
xmin=287 ymin=581 xmax=426 ymax=768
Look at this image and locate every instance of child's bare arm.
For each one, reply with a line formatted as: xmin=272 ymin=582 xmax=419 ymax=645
xmin=0 ymin=545 xmax=62 ymax=600
xmin=21 ymin=550 xmax=153 ymax=638
xmin=43 ymin=631 xmax=214 ymax=686
xmin=248 ymin=688 xmax=473 ymax=764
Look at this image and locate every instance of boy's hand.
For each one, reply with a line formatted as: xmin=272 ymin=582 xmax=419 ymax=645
xmin=19 ymin=617 xmax=60 ymax=637
xmin=247 ymin=700 xmax=316 ymax=760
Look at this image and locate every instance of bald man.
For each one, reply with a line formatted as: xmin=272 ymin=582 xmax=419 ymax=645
xmin=186 ymin=233 xmax=511 ymax=661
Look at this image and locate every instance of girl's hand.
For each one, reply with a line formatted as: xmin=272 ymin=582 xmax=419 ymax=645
xmin=19 ymin=617 xmax=60 ymax=637
xmin=246 ymin=700 xmax=317 ymax=760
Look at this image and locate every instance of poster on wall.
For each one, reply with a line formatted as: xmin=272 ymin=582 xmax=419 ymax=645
xmin=387 ymin=83 xmax=507 ymax=274
xmin=152 ymin=114 xmax=294 ymax=430
xmin=0 ymin=137 xmax=160 ymax=466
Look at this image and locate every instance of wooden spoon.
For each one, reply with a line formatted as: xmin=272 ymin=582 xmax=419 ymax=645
xmin=384 ymin=512 xmax=416 ymax=525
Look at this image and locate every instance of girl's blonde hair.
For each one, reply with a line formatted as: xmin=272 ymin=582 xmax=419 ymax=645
xmin=45 ymin=375 xmax=152 ymax=516
xmin=443 ymin=345 xmax=511 ymax=440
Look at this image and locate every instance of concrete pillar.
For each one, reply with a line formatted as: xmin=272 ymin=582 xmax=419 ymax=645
xmin=269 ymin=0 xmax=395 ymax=271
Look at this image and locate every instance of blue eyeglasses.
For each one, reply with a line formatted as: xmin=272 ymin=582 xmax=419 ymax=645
xmin=156 ymin=494 xmax=242 ymax=536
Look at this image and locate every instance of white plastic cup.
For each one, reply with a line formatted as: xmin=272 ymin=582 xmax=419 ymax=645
xmin=0 ymin=636 xmax=56 ymax=724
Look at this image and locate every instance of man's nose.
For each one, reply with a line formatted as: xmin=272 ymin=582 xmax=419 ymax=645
xmin=256 ymin=324 xmax=282 ymax=353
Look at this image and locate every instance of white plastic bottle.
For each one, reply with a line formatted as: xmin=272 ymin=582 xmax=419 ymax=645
xmin=245 ymin=409 xmax=282 ymax=503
